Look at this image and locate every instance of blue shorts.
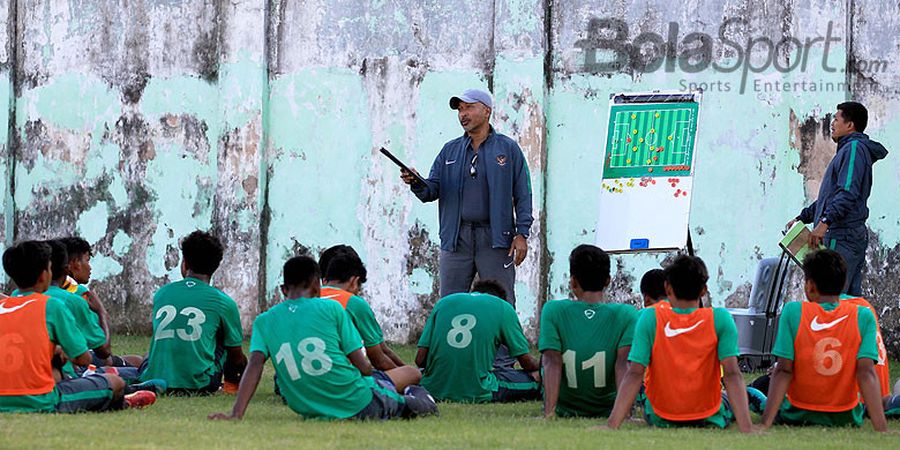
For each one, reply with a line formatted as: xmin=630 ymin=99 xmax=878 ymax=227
xmin=372 ymin=370 xmax=397 ymax=392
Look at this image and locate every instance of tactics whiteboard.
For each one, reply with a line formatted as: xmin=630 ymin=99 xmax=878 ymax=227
xmin=596 ymin=92 xmax=701 ymax=252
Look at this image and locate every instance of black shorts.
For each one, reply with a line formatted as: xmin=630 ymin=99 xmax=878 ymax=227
xmin=90 ymin=351 xmax=134 ymax=368
xmin=137 ymin=359 xmax=220 ymax=396
xmin=491 ymin=368 xmax=540 ymax=403
xmin=55 ymin=375 xmax=116 ymax=413
xmin=353 ymin=385 xmax=407 ymax=420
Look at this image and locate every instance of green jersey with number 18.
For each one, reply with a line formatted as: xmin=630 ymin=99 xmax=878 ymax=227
xmin=250 ymin=296 xmax=377 ymax=419
xmin=418 ymin=292 xmax=531 ymax=403
xmin=140 ymin=277 xmax=244 ymax=389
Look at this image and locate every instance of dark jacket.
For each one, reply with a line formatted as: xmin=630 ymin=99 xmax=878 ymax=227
xmin=798 ymin=132 xmax=889 ymax=229
xmin=412 ymin=128 xmax=533 ymax=252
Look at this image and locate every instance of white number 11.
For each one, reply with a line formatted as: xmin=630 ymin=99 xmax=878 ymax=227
xmin=562 ymin=350 xmax=607 ymax=389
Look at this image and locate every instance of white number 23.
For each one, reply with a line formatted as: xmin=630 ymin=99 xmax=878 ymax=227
xmin=154 ymin=305 xmax=206 ymax=342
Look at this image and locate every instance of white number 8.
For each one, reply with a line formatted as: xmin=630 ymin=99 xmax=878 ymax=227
xmin=813 ymin=337 xmax=843 ymax=376
xmin=447 ymin=314 xmax=477 ymax=349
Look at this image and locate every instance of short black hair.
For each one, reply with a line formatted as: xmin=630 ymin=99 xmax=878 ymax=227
xmin=569 ymin=244 xmax=611 ymax=292
xmin=318 ymin=245 xmax=359 ymax=279
xmin=180 ymin=231 xmax=225 ymax=276
xmin=324 ymin=252 xmax=367 ymax=284
xmin=283 ymin=256 xmax=320 ymax=289
xmin=640 ymin=269 xmax=667 ymax=300
xmin=3 ymin=241 xmax=52 ymax=288
xmin=60 ymin=236 xmax=92 ymax=259
xmin=837 ymin=101 xmax=868 ymax=132
xmin=45 ymin=239 xmax=68 ymax=281
xmin=664 ymin=255 xmax=709 ymax=300
xmin=471 ymin=279 xmax=507 ymax=301
xmin=802 ymin=250 xmax=846 ymax=296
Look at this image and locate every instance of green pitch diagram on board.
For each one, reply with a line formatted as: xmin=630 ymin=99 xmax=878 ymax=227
xmin=602 ymin=102 xmax=699 ymax=179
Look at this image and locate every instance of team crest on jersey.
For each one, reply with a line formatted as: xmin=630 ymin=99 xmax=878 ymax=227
xmin=584 ymin=309 xmax=595 ymax=320
xmin=496 ymin=154 xmax=507 ymax=166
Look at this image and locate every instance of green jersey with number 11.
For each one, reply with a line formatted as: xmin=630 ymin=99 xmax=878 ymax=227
xmin=539 ymin=299 xmax=638 ymax=417
xmin=140 ymin=278 xmax=244 ymax=389
xmin=250 ymin=296 xmax=376 ymax=419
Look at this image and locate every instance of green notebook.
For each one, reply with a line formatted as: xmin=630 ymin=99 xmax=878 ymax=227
xmin=780 ymin=222 xmax=824 ymax=265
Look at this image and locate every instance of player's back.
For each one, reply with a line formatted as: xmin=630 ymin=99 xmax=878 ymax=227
xmin=251 ymin=297 xmax=374 ymax=419
xmin=539 ymin=300 xmax=637 ymax=416
xmin=0 ymin=293 xmax=85 ymax=412
xmin=840 ymin=295 xmax=891 ymax=396
xmin=141 ymin=278 xmax=243 ymax=389
xmin=419 ymin=292 xmax=524 ymax=402
xmin=45 ymin=285 xmax=104 ymax=346
xmin=787 ymin=301 xmax=868 ymax=412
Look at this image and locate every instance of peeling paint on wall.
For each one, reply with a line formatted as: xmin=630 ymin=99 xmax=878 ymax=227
xmin=0 ymin=1 xmax=897 ymax=353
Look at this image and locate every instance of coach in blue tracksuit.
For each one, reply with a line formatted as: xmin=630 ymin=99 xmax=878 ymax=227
xmin=787 ymin=102 xmax=888 ymax=296
xmin=401 ymin=89 xmax=533 ymax=308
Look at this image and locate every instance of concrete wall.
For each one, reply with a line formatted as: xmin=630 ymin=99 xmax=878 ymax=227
xmin=1 ymin=1 xmax=897 ymax=353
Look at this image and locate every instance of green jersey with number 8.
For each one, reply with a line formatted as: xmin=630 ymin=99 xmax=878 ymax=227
xmin=539 ymin=300 xmax=638 ymax=417
xmin=140 ymin=277 xmax=244 ymax=389
xmin=418 ymin=292 xmax=531 ymax=403
xmin=250 ymin=296 xmax=375 ymax=419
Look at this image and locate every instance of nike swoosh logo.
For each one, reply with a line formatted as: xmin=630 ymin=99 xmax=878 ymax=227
xmin=504 ymin=261 xmax=514 ymax=269
xmin=445 ymin=160 xmax=456 ymax=165
xmin=664 ymin=320 xmax=704 ymax=338
xmin=0 ymin=299 xmax=36 ymax=315
xmin=321 ymin=294 xmax=340 ymax=299
xmin=810 ymin=315 xmax=848 ymax=331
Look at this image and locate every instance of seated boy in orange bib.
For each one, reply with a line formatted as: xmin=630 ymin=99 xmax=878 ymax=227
xmin=607 ymin=255 xmax=752 ymax=432
xmin=760 ymin=250 xmax=887 ymax=431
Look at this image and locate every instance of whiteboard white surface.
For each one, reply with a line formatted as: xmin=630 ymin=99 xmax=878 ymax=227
xmin=596 ymin=177 xmax=694 ymax=252
xmin=595 ymin=92 xmax=701 ymax=253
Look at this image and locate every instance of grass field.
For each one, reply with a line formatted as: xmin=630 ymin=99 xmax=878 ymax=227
xmin=1 ymin=335 xmax=898 ymax=449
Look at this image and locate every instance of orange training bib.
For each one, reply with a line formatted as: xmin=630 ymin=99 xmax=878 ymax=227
xmin=0 ymin=294 xmax=56 ymax=396
xmin=787 ymin=302 xmax=861 ymax=412
xmin=646 ymin=307 xmax=721 ymax=421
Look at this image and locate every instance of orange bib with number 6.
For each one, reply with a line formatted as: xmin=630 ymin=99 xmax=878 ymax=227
xmin=787 ymin=302 xmax=860 ymax=412
xmin=0 ymin=294 xmax=56 ymax=396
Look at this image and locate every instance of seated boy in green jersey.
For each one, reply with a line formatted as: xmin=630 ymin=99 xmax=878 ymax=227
xmin=760 ymin=250 xmax=887 ymax=432
xmin=640 ymin=269 xmax=667 ymax=308
xmin=318 ymin=246 xmax=421 ymax=392
xmin=416 ymin=280 xmax=540 ymax=403
xmin=43 ymin=240 xmax=110 ymax=378
xmin=0 ymin=241 xmax=155 ymax=413
xmin=607 ymin=255 xmax=753 ymax=433
xmin=540 ymin=245 xmax=638 ymax=418
xmin=140 ymin=231 xmax=247 ymax=395
xmin=59 ymin=236 xmax=144 ymax=370
xmin=209 ymin=256 xmax=437 ymax=421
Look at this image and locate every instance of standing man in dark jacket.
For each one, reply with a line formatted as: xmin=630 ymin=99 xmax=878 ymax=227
xmin=787 ymin=102 xmax=888 ymax=296
xmin=400 ymin=89 xmax=533 ymax=308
